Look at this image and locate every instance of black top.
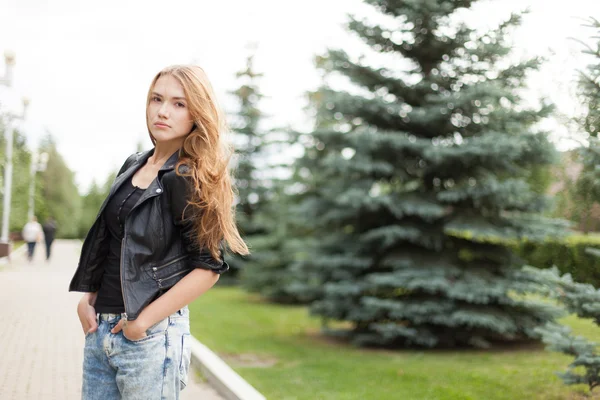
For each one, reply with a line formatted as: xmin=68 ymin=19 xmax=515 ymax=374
xmin=42 ymin=220 xmax=57 ymax=241
xmin=95 ymin=176 xmax=146 ymax=313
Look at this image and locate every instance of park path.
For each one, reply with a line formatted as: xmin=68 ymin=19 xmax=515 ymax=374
xmin=0 ymin=239 xmax=223 ymax=400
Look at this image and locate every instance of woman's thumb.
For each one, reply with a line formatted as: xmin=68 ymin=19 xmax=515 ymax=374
xmin=87 ymin=316 xmax=98 ymax=332
xmin=111 ymin=319 xmax=123 ymax=334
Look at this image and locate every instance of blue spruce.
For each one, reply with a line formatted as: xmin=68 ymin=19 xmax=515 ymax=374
xmin=292 ymin=0 xmax=566 ymax=348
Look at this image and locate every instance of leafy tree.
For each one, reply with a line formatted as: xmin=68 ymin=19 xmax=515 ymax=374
xmin=36 ymin=134 xmax=81 ymax=238
xmin=78 ymin=179 xmax=109 ymax=238
xmin=0 ymin=120 xmax=34 ymax=233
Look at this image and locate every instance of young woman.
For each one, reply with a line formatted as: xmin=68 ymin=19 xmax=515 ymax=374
xmin=69 ymin=65 xmax=249 ymax=400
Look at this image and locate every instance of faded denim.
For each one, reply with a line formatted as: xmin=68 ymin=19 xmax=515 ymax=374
xmin=82 ymin=307 xmax=192 ymax=400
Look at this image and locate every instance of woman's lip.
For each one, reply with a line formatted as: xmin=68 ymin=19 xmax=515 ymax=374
xmin=154 ymin=122 xmax=170 ymax=128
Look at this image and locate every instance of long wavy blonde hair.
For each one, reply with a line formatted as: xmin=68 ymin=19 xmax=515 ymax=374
xmin=146 ymin=65 xmax=249 ymax=259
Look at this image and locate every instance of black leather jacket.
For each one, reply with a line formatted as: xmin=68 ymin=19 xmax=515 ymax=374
xmin=69 ymin=149 xmax=228 ymax=320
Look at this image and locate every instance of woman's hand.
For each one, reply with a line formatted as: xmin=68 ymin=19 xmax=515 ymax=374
xmin=111 ymin=318 xmax=148 ymax=341
xmin=77 ymin=293 xmax=98 ymax=335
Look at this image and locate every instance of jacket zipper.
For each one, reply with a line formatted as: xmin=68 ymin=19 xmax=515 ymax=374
xmin=120 ymin=237 xmax=129 ymax=320
xmin=117 ymin=180 xmax=166 ymax=320
xmin=152 ymin=255 xmax=189 ymax=289
xmin=156 ymin=269 xmax=189 ymax=289
xmin=152 ymin=254 xmax=188 ymax=272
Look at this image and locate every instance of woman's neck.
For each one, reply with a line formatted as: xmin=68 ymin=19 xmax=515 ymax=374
xmin=148 ymin=141 xmax=182 ymax=167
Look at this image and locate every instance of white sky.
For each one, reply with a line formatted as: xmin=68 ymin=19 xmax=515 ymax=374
xmin=0 ymin=0 xmax=599 ymax=193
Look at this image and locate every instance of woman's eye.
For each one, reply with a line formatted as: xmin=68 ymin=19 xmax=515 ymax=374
xmin=152 ymin=96 xmax=161 ymax=102
xmin=176 ymin=102 xmax=186 ymax=108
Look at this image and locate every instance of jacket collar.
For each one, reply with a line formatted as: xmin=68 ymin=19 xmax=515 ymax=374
xmin=108 ymin=148 xmax=181 ymax=200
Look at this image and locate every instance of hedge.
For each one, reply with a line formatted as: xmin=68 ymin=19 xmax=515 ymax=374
xmin=512 ymin=233 xmax=600 ymax=288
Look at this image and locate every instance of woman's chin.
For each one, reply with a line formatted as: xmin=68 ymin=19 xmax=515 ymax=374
xmin=150 ymin=130 xmax=170 ymax=140
xmin=152 ymin=134 xmax=186 ymax=146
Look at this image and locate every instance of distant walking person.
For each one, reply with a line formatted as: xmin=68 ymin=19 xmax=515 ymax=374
xmin=22 ymin=216 xmax=43 ymax=262
xmin=42 ymin=217 xmax=58 ymax=261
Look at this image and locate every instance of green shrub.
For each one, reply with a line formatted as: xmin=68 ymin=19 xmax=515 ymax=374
xmin=513 ymin=234 xmax=600 ymax=288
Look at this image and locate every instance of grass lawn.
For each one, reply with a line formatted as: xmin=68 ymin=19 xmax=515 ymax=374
xmin=189 ymin=287 xmax=600 ymax=400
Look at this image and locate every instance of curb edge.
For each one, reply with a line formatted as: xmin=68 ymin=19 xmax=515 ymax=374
xmin=189 ymin=335 xmax=267 ymax=400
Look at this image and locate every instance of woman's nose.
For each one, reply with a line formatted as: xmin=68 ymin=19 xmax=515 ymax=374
xmin=158 ymin=103 xmax=169 ymax=118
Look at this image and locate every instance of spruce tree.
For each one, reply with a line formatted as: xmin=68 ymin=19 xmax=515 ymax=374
xmin=292 ymin=0 xmax=566 ymax=348
xmin=571 ymin=17 xmax=600 ymax=232
xmin=241 ymin=179 xmax=310 ymax=303
xmin=530 ymin=266 xmax=600 ymax=392
xmin=577 ymin=17 xmax=600 ymax=145
xmin=532 ymin=18 xmax=600 ymax=391
xmin=284 ymin=88 xmax=354 ymax=304
xmin=226 ymin=53 xmax=271 ymax=284
xmin=232 ymin=59 xmax=310 ymax=302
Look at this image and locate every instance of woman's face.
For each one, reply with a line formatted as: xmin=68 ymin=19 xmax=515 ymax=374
xmin=147 ymin=74 xmax=195 ymax=144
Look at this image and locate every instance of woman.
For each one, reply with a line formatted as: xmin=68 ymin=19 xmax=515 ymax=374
xmin=69 ymin=65 xmax=249 ymax=400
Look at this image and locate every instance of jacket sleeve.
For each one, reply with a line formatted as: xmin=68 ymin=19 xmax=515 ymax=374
xmin=167 ymin=168 xmax=229 ymax=274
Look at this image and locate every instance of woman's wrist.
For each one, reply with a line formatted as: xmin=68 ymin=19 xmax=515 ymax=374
xmin=80 ymin=292 xmax=98 ymax=306
xmin=133 ymin=311 xmax=153 ymax=332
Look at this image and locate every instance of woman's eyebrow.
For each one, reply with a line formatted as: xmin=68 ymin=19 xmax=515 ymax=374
xmin=152 ymin=92 xmax=186 ymax=101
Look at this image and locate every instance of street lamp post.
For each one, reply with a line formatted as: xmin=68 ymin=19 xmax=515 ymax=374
xmin=28 ymin=151 xmax=49 ymax=220
xmin=0 ymin=51 xmax=28 ymax=252
xmin=0 ymin=51 xmax=15 ymax=87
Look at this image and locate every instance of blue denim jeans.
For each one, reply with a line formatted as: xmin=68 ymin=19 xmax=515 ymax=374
xmin=82 ymin=307 xmax=192 ymax=400
xmin=26 ymin=242 xmax=36 ymax=261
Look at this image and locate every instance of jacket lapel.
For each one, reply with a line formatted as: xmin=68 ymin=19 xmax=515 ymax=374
xmin=96 ymin=148 xmax=180 ymax=219
xmin=95 ymin=150 xmax=153 ymax=219
xmin=130 ymin=149 xmax=181 ymax=212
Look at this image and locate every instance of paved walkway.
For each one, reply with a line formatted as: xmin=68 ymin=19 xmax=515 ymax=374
xmin=0 ymin=240 xmax=224 ymax=400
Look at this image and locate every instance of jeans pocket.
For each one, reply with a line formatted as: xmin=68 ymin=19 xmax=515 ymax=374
xmin=124 ymin=317 xmax=168 ymax=344
xmin=179 ymin=334 xmax=192 ymax=390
